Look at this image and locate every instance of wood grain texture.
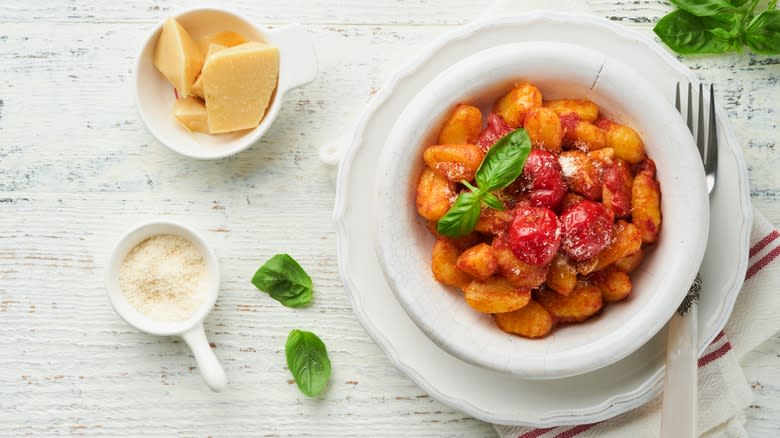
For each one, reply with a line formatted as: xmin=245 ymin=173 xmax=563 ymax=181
xmin=0 ymin=0 xmax=777 ymax=436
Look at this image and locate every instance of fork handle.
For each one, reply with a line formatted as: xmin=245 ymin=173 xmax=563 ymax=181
xmin=661 ymin=304 xmax=698 ymax=437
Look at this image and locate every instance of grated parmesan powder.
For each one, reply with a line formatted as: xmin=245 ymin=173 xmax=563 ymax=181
xmin=119 ymin=234 xmax=207 ymax=322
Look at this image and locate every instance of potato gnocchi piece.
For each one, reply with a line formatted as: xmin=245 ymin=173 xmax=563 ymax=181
xmin=587 ymin=147 xmax=615 ymax=163
xmin=416 ymin=168 xmax=457 ymax=221
xmin=494 ymin=300 xmax=554 ymax=338
xmin=456 ymin=243 xmax=498 ymax=281
xmin=594 ymin=220 xmax=643 ymax=271
xmin=613 ymin=248 xmax=644 ymax=273
xmin=545 ymin=253 xmax=578 ymax=296
xmin=493 ymin=81 xmax=543 ymax=128
xmin=431 ymin=239 xmax=472 ymax=289
xmin=524 ymin=107 xmax=563 ymax=153
xmin=564 ymin=120 xmax=607 ymax=151
xmin=438 ymin=104 xmax=483 ymax=144
xmin=602 ymin=158 xmax=633 ymax=218
xmin=474 ymin=207 xmax=513 ymax=235
xmin=575 ymin=257 xmax=599 ymax=276
xmin=597 ymin=119 xmax=646 ymax=164
xmin=544 ymin=99 xmax=599 ymax=122
xmin=492 ymin=243 xmax=549 ymax=289
xmin=536 ymin=283 xmax=603 ymax=323
xmin=464 ymin=276 xmax=531 ymax=314
xmin=423 ymin=144 xmax=484 ymax=183
xmin=558 ymin=151 xmax=602 ymax=200
xmin=592 ymin=267 xmax=632 ymax=303
xmin=632 ymin=159 xmax=662 ymax=243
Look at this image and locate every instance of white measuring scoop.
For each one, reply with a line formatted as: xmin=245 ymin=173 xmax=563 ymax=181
xmin=105 ymin=220 xmax=227 ymax=392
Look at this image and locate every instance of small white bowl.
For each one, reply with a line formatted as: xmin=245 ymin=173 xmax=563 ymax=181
xmin=134 ymin=7 xmax=318 ymax=159
xmin=375 ymin=42 xmax=709 ymax=379
xmin=105 ymin=219 xmax=226 ymax=391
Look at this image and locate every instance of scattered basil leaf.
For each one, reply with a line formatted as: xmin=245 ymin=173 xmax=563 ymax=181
xmin=745 ymin=10 xmax=780 ymax=54
xmin=729 ymin=0 xmax=749 ymax=7
xmin=251 ymin=254 xmax=313 ymax=308
xmin=475 ymin=128 xmax=532 ymax=192
xmin=769 ymin=0 xmax=777 ymax=10
xmin=285 ymin=329 xmax=331 ymax=397
xmin=670 ymin=0 xmax=736 ymax=17
xmin=436 ymin=191 xmax=483 ymax=237
xmin=654 ymin=10 xmax=736 ymax=54
xmin=481 ymin=192 xmax=505 ymax=211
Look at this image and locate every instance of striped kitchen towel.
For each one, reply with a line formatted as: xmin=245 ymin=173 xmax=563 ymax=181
xmin=495 ymin=208 xmax=780 ymax=438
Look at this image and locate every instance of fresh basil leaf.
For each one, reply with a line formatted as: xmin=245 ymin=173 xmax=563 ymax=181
xmin=745 ymin=10 xmax=780 ymax=54
xmin=436 ymin=191 xmax=483 ymax=237
xmin=251 ymin=254 xmax=313 ymax=308
xmin=770 ymin=0 xmax=777 ymax=10
xmin=285 ymin=329 xmax=331 ymax=397
xmin=475 ymin=128 xmax=531 ymax=192
xmin=654 ymin=10 xmax=736 ymax=54
xmin=461 ymin=179 xmax=480 ymax=193
xmin=670 ymin=0 xmax=736 ymax=17
xmin=729 ymin=0 xmax=749 ymax=7
xmin=481 ymin=192 xmax=505 ymax=211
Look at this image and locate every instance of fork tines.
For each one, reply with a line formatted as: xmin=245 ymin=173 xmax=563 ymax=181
xmin=675 ymin=82 xmax=718 ymax=195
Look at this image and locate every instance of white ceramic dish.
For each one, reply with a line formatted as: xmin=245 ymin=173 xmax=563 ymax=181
xmin=134 ymin=7 xmax=317 ymax=160
xmin=334 ymin=13 xmax=751 ymax=426
xmin=105 ymin=220 xmax=226 ymax=392
xmin=375 ymin=42 xmax=709 ymax=379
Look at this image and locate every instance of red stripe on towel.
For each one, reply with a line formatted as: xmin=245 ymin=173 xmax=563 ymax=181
xmin=749 ymin=231 xmax=779 ymax=257
xmin=746 ymin=245 xmax=780 ymax=280
xmin=698 ymin=341 xmax=732 ymax=367
xmin=518 ymin=427 xmax=556 ymax=438
xmin=553 ymin=422 xmax=600 ymax=437
xmin=711 ymin=331 xmax=725 ymax=344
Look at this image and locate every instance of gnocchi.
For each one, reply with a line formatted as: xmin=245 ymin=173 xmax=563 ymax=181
xmin=493 ymin=81 xmax=543 ymax=128
xmin=431 ymin=239 xmax=472 ymax=289
xmin=463 ymin=276 xmax=531 ymax=314
xmin=423 ymin=144 xmax=484 ymax=182
xmin=415 ymin=167 xmax=456 ymax=221
xmin=456 ymin=243 xmax=498 ymax=281
xmin=417 ymin=81 xmax=662 ymax=338
xmin=524 ymin=107 xmax=563 ymax=152
xmin=438 ymin=104 xmax=483 ymax=144
xmin=494 ymin=300 xmax=554 ymax=338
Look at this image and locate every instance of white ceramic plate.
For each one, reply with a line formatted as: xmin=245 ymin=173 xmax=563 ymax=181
xmin=334 ymin=12 xmax=751 ymax=426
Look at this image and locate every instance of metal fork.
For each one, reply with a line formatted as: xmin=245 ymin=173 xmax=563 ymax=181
xmin=660 ymin=83 xmax=718 ymax=438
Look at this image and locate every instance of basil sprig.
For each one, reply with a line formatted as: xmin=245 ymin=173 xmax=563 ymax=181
xmin=285 ymin=329 xmax=332 ymax=397
xmin=251 ymin=254 xmax=313 ymax=307
xmin=436 ymin=128 xmax=531 ymax=237
xmin=654 ymin=0 xmax=780 ymax=55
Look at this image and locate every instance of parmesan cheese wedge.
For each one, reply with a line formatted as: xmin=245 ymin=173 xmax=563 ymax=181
xmin=202 ymin=42 xmax=280 ymax=134
xmin=190 ymin=43 xmax=227 ymax=99
xmin=153 ymin=17 xmax=205 ymax=97
xmin=196 ymin=31 xmax=247 ymax=54
xmin=173 ymin=96 xmax=209 ymax=133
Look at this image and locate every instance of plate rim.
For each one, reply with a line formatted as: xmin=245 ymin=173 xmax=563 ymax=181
xmin=333 ymin=11 xmax=752 ymax=427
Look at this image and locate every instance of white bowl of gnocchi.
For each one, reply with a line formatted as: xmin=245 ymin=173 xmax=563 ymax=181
xmin=375 ymin=42 xmax=709 ymax=379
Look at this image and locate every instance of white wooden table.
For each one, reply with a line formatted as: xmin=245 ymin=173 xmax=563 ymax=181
xmin=1 ymin=1 xmax=778 ymax=436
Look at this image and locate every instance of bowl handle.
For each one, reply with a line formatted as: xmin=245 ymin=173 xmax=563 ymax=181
xmin=268 ymin=24 xmax=318 ymax=94
xmin=182 ymin=324 xmax=227 ymax=392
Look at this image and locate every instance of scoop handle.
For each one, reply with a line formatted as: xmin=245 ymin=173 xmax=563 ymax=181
xmin=269 ymin=24 xmax=318 ymax=94
xmin=182 ymin=324 xmax=227 ymax=392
